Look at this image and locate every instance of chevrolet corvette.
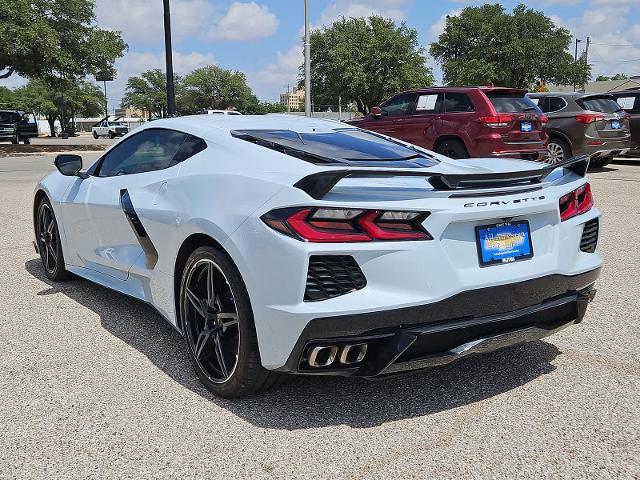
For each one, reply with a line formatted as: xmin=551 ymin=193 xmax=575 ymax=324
xmin=33 ymin=115 xmax=602 ymax=397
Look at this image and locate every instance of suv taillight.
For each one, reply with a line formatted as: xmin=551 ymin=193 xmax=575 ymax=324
xmin=479 ymin=115 xmax=513 ymax=127
xmin=575 ymin=113 xmax=604 ymax=124
xmin=261 ymin=207 xmax=432 ymax=242
xmin=540 ymin=114 xmax=549 ymax=125
xmin=559 ymin=183 xmax=593 ymax=221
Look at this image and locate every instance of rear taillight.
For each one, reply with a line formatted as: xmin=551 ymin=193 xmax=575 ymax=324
xmin=575 ymin=113 xmax=604 ymax=124
xmin=479 ymin=115 xmax=513 ymax=127
xmin=539 ymin=114 xmax=549 ymax=125
xmin=559 ymin=183 xmax=593 ymax=221
xmin=261 ymin=207 xmax=432 ymax=242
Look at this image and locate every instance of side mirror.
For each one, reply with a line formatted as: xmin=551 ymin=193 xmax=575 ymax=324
xmin=371 ymin=106 xmax=383 ymax=118
xmin=55 ymin=154 xmax=83 ymax=177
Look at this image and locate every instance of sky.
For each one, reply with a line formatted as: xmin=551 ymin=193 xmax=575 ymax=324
xmin=2 ymin=0 xmax=640 ymax=111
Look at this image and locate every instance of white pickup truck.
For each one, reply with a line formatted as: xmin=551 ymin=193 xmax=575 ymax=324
xmin=92 ymin=120 xmax=129 ymax=139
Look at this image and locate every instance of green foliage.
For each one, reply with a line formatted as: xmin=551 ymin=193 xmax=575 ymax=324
xmin=122 ymin=69 xmax=177 ymax=119
xmin=596 ymin=75 xmax=610 ymax=82
xmin=305 ymin=16 xmax=434 ymax=115
xmin=180 ymin=65 xmax=256 ymax=114
xmin=596 ymin=73 xmax=628 ymax=82
xmin=0 ymin=0 xmax=127 ymax=80
xmin=429 ymin=4 xmax=591 ymax=88
xmin=244 ymin=101 xmax=287 ymax=115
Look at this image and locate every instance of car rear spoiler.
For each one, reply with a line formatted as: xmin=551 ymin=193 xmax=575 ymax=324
xmin=294 ymin=155 xmax=590 ymax=200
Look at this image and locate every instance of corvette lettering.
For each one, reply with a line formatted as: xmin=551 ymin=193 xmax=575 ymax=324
xmin=464 ymin=196 xmax=546 ymax=207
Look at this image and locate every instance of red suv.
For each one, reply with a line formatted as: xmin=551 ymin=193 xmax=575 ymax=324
xmin=348 ymin=87 xmax=548 ymax=160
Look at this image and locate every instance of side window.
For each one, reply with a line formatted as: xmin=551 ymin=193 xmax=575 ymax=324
xmin=547 ymin=97 xmax=567 ymax=113
xmin=616 ymin=95 xmax=640 ymax=113
xmin=381 ymin=94 xmax=417 ymax=116
xmin=444 ymin=93 xmax=474 ymax=113
xmin=97 ymin=129 xmax=201 ymax=177
xmin=414 ymin=93 xmax=444 ymax=114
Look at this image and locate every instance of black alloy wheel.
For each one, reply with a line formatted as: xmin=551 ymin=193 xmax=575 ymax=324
xmin=180 ymin=247 xmax=279 ymax=397
xmin=36 ymin=198 xmax=70 ymax=281
xmin=435 ymin=139 xmax=468 ymax=159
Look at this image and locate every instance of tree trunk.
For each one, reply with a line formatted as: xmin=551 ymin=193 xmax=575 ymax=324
xmin=46 ymin=116 xmax=57 ymax=137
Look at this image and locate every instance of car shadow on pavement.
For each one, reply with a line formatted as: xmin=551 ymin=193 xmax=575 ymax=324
xmin=26 ymin=258 xmax=561 ymax=430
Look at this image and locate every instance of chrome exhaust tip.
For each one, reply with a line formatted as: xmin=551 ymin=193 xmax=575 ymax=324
xmin=307 ymin=345 xmax=338 ymax=368
xmin=339 ymin=343 xmax=368 ymax=365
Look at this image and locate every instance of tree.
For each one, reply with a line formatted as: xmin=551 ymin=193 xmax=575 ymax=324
xmin=180 ymin=65 xmax=255 ymax=114
xmin=611 ymin=73 xmax=628 ymax=81
xmin=244 ymin=101 xmax=287 ymax=115
xmin=430 ymin=4 xmax=591 ymax=88
xmin=0 ymin=0 xmax=127 ymax=80
xmin=122 ymin=69 xmax=178 ymax=120
xmin=304 ymin=16 xmax=434 ymax=115
xmin=596 ymin=75 xmax=611 ymax=82
xmin=12 ymin=79 xmax=105 ymax=135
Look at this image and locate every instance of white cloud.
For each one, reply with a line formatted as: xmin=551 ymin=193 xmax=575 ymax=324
xmin=0 ymin=74 xmax=28 ymax=90
xmin=428 ymin=8 xmax=462 ymax=39
xmin=318 ymin=0 xmax=413 ymax=26
xmin=247 ymin=44 xmax=303 ymax=101
xmin=208 ymin=2 xmax=279 ymax=41
xmin=95 ymin=0 xmax=215 ymax=45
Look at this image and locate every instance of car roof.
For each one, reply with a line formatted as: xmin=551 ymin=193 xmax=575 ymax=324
xmin=141 ymin=114 xmax=354 ymax=141
xmin=0 ymin=109 xmax=25 ymax=114
xmin=528 ymin=92 xmax=615 ymax=98
xmin=397 ymin=86 xmax=527 ymax=95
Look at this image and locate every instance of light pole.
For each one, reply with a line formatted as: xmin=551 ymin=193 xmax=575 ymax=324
xmin=163 ymin=0 xmax=176 ymax=116
xmin=573 ymin=38 xmax=582 ymax=92
xmin=304 ymin=0 xmax=311 ymax=116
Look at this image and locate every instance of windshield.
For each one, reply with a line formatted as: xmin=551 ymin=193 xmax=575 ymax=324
xmin=578 ymin=96 xmax=622 ymax=113
xmin=486 ymin=93 xmax=542 ymax=113
xmin=0 ymin=112 xmax=19 ymax=124
xmin=232 ymin=128 xmax=438 ymax=165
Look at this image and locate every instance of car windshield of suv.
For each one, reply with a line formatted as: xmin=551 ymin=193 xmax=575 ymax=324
xmin=232 ymin=128 xmax=439 ymax=165
xmin=0 ymin=112 xmax=19 ymax=124
xmin=485 ymin=93 xmax=542 ymax=113
xmin=578 ymin=96 xmax=622 ymax=113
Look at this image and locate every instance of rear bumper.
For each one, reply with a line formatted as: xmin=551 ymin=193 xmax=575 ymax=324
xmin=278 ymin=268 xmax=600 ymax=377
xmin=575 ymin=138 xmax=631 ymax=158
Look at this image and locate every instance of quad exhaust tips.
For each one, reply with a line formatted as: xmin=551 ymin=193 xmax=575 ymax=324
xmin=307 ymin=343 xmax=368 ymax=368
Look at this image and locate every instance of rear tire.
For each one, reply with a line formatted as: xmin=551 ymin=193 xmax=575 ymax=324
xmin=546 ymin=137 xmax=571 ymax=164
xmin=36 ymin=197 xmax=72 ymax=281
xmin=435 ymin=139 xmax=468 ymax=159
xmin=179 ymin=246 xmax=280 ymax=398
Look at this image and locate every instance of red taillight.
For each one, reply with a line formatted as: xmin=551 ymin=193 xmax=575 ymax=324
xmin=479 ymin=115 xmax=513 ymax=127
xmin=575 ymin=113 xmax=604 ymax=124
xmin=559 ymin=183 xmax=593 ymax=221
xmin=539 ymin=114 xmax=549 ymax=125
xmin=262 ymin=207 xmax=431 ymax=242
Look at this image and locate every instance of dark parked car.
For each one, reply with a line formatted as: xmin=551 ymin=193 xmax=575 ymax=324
xmin=347 ymin=87 xmax=548 ymax=160
xmin=528 ymin=92 xmax=631 ymax=168
xmin=611 ymin=89 xmax=640 ymax=157
xmin=0 ymin=109 xmax=38 ymax=144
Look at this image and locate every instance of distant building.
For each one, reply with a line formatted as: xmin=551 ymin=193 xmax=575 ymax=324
xmin=280 ymin=87 xmax=305 ymax=111
xmin=552 ymin=75 xmax=640 ymax=94
xmin=115 ymin=106 xmax=147 ymax=119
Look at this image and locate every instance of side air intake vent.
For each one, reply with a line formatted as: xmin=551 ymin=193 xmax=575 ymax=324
xmin=304 ymin=256 xmax=366 ymax=302
xmin=580 ymin=218 xmax=599 ymax=253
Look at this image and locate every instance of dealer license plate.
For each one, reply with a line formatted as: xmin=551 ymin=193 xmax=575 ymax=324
xmin=475 ymin=221 xmax=533 ymax=267
xmin=520 ymin=121 xmax=533 ymax=132
xmin=611 ymin=119 xmax=621 ymax=129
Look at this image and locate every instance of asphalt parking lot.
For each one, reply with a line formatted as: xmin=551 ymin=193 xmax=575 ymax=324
xmin=0 ymin=153 xmax=638 ymax=479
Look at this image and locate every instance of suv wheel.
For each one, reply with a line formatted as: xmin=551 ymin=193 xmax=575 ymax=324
xmin=547 ymin=138 xmax=570 ymax=164
xmin=11 ymin=134 xmax=19 ymax=144
xmin=108 ymin=131 xmax=114 ymax=139
xmin=435 ymin=139 xmax=468 ymax=159
xmin=93 ymin=131 xmax=99 ymax=139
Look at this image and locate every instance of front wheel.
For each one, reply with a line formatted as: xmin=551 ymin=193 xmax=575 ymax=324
xmin=93 ymin=131 xmax=99 ymax=139
xmin=108 ymin=131 xmax=114 ymax=139
xmin=179 ymin=247 xmax=279 ymax=397
xmin=36 ymin=197 xmax=71 ymax=281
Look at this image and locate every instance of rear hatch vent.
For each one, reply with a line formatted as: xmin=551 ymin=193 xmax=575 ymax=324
xmin=580 ymin=218 xmax=599 ymax=253
xmin=304 ymin=255 xmax=367 ymax=302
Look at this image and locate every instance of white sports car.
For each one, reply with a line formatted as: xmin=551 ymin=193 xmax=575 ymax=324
xmin=33 ymin=115 xmax=602 ymax=397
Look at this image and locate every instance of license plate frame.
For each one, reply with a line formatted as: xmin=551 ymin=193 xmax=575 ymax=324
xmin=475 ymin=220 xmax=534 ymax=267
xmin=520 ymin=121 xmax=533 ymax=132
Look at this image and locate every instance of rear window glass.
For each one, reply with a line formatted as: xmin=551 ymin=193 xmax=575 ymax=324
xmin=578 ymin=97 xmax=622 ymax=113
xmin=231 ymin=129 xmax=438 ymax=165
xmin=486 ymin=93 xmax=542 ymax=113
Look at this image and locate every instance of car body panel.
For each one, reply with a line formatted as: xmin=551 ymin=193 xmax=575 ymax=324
xmin=612 ymin=89 xmax=640 ymax=156
xmin=34 ymin=114 xmax=602 ymax=373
